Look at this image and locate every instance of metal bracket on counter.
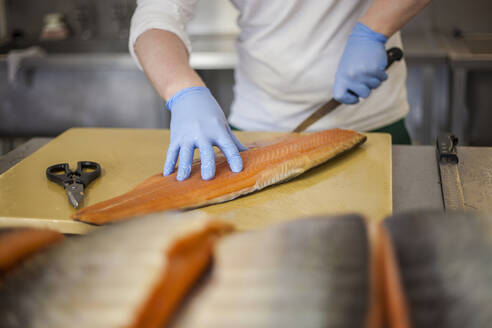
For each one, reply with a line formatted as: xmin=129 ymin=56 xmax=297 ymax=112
xmin=436 ymin=132 xmax=466 ymax=210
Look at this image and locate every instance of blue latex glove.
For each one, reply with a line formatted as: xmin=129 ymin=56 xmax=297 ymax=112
xmin=334 ymin=22 xmax=388 ymax=104
xmin=163 ymin=86 xmax=247 ymax=181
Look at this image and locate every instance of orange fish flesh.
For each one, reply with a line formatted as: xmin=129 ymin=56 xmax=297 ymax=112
xmin=73 ymin=129 xmax=366 ymax=225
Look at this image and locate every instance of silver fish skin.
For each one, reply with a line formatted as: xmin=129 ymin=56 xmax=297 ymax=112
xmin=170 ymin=215 xmax=371 ymax=328
xmin=0 ymin=212 xmax=220 ymax=328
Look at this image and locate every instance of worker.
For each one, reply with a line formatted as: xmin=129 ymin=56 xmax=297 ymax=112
xmin=129 ymin=0 xmax=431 ymax=181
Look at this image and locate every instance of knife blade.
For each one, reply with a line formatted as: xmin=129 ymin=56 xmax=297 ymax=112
xmin=292 ymin=47 xmax=404 ymax=133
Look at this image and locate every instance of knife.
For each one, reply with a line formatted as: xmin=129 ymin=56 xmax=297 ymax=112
xmin=292 ymin=47 xmax=404 ymax=133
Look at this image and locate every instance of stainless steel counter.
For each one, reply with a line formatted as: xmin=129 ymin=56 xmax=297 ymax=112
xmin=2 ymin=138 xmax=492 ymax=214
xmin=1 ymin=32 xmax=492 ymax=149
xmin=393 ymin=145 xmax=492 ymax=212
xmin=0 ymin=35 xmax=238 ymax=70
xmin=0 ymin=33 xmax=479 ymax=70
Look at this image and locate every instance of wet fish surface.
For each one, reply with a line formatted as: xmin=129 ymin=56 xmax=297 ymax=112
xmin=384 ymin=211 xmax=492 ymax=328
xmin=0 ymin=212 xmax=233 ymax=328
xmin=170 ymin=215 xmax=377 ymax=328
xmin=0 ymin=228 xmax=63 ymax=276
xmin=73 ymin=129 xmax=366 ymax=225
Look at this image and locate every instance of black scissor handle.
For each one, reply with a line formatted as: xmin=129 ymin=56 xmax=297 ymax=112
xmin=74 ymin=161 xmax=101 ymax=187
xmin=46 ymin=163 xmax=72 ymax=187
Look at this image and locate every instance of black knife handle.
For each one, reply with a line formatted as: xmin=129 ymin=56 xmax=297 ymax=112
xmin=386 ymin=47 xmax=404 ymax=69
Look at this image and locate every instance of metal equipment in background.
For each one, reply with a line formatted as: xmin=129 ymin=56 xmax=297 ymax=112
xmin=403 ymin=0 xmax=492 ymax=146
xmin=0 ymin=0 xmax=6 ymax=43
xmin=3 ymin=0 xmax=134 ymax=44
xmin=0 ymin=0 xmax=237 ymax=155
xmin=436 ymin=133 xmax=466 ymax=210
xmin=1 ymin=0 xmax=492 ymax=156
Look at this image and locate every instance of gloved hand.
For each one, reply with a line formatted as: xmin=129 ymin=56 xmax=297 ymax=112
xmin=163 ymin=86 xmax=247 ymax=181
xmin=333 ymin=22 xmax=388 ymax=105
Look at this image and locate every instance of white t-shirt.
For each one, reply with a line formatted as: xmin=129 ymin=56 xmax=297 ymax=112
xmin=130 ymin=0 xmax=409 ymax=132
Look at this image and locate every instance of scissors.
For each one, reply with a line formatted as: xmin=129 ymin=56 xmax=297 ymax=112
xmin=46 ymin=161 xmax=101 ymax=208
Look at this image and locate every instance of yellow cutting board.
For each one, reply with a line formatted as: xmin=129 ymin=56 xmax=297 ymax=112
xmin=0 ymin=128 xmax=391 ymax=233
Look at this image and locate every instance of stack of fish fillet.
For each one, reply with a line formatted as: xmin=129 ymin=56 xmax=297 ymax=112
xmin=0 ymin=212 xmax=233 ymax=328
xmin=0 ymin=213 xmax=377 ymax=328
xmin=2 ymin=211 xmax=492 ymax=328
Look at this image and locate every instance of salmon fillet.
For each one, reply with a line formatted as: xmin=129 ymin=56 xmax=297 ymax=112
xmin=0 ymin=212 xmax=233 ymax=328
xmin=0 ymin=228 xmax=64 ymax=276
xmin=73 ymin=129 xmax=366 ymax=225
xmin=170 ymin=215 xmax=381 ymax=328
xmin=383 ymin=211 xmax=492 ymax=328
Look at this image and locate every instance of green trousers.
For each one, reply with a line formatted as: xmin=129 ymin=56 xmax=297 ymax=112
xmin=231 ymin=118 xmax=412 ymax=145
xmin=370 ymin=119 xmax=412 ymax=145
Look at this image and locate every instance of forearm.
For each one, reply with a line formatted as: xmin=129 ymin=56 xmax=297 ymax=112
xmin=360 ymin=0 xmax=431 ymax=37
xmin=134 ymin=29 xmax=204 ymax=101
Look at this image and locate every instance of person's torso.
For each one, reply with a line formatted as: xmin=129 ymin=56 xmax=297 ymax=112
xmin=228 ymin=0 xmax=408 ymax=131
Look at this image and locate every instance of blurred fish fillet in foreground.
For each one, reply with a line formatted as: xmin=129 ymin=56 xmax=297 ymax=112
xmin=0 ymin=213 xmax=378 ymax=328
xmin=170 ymin=215 xmax=380 ymax=328
xmin=0 ymin=228 xmax=64 ymax=275
xmin=7 ymin=210 xmax=492 ymax=328
xmin=384 ymin=211 xmax=492 ymax=328
xmin=0 ymin=212 xmax=233 ymax=328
